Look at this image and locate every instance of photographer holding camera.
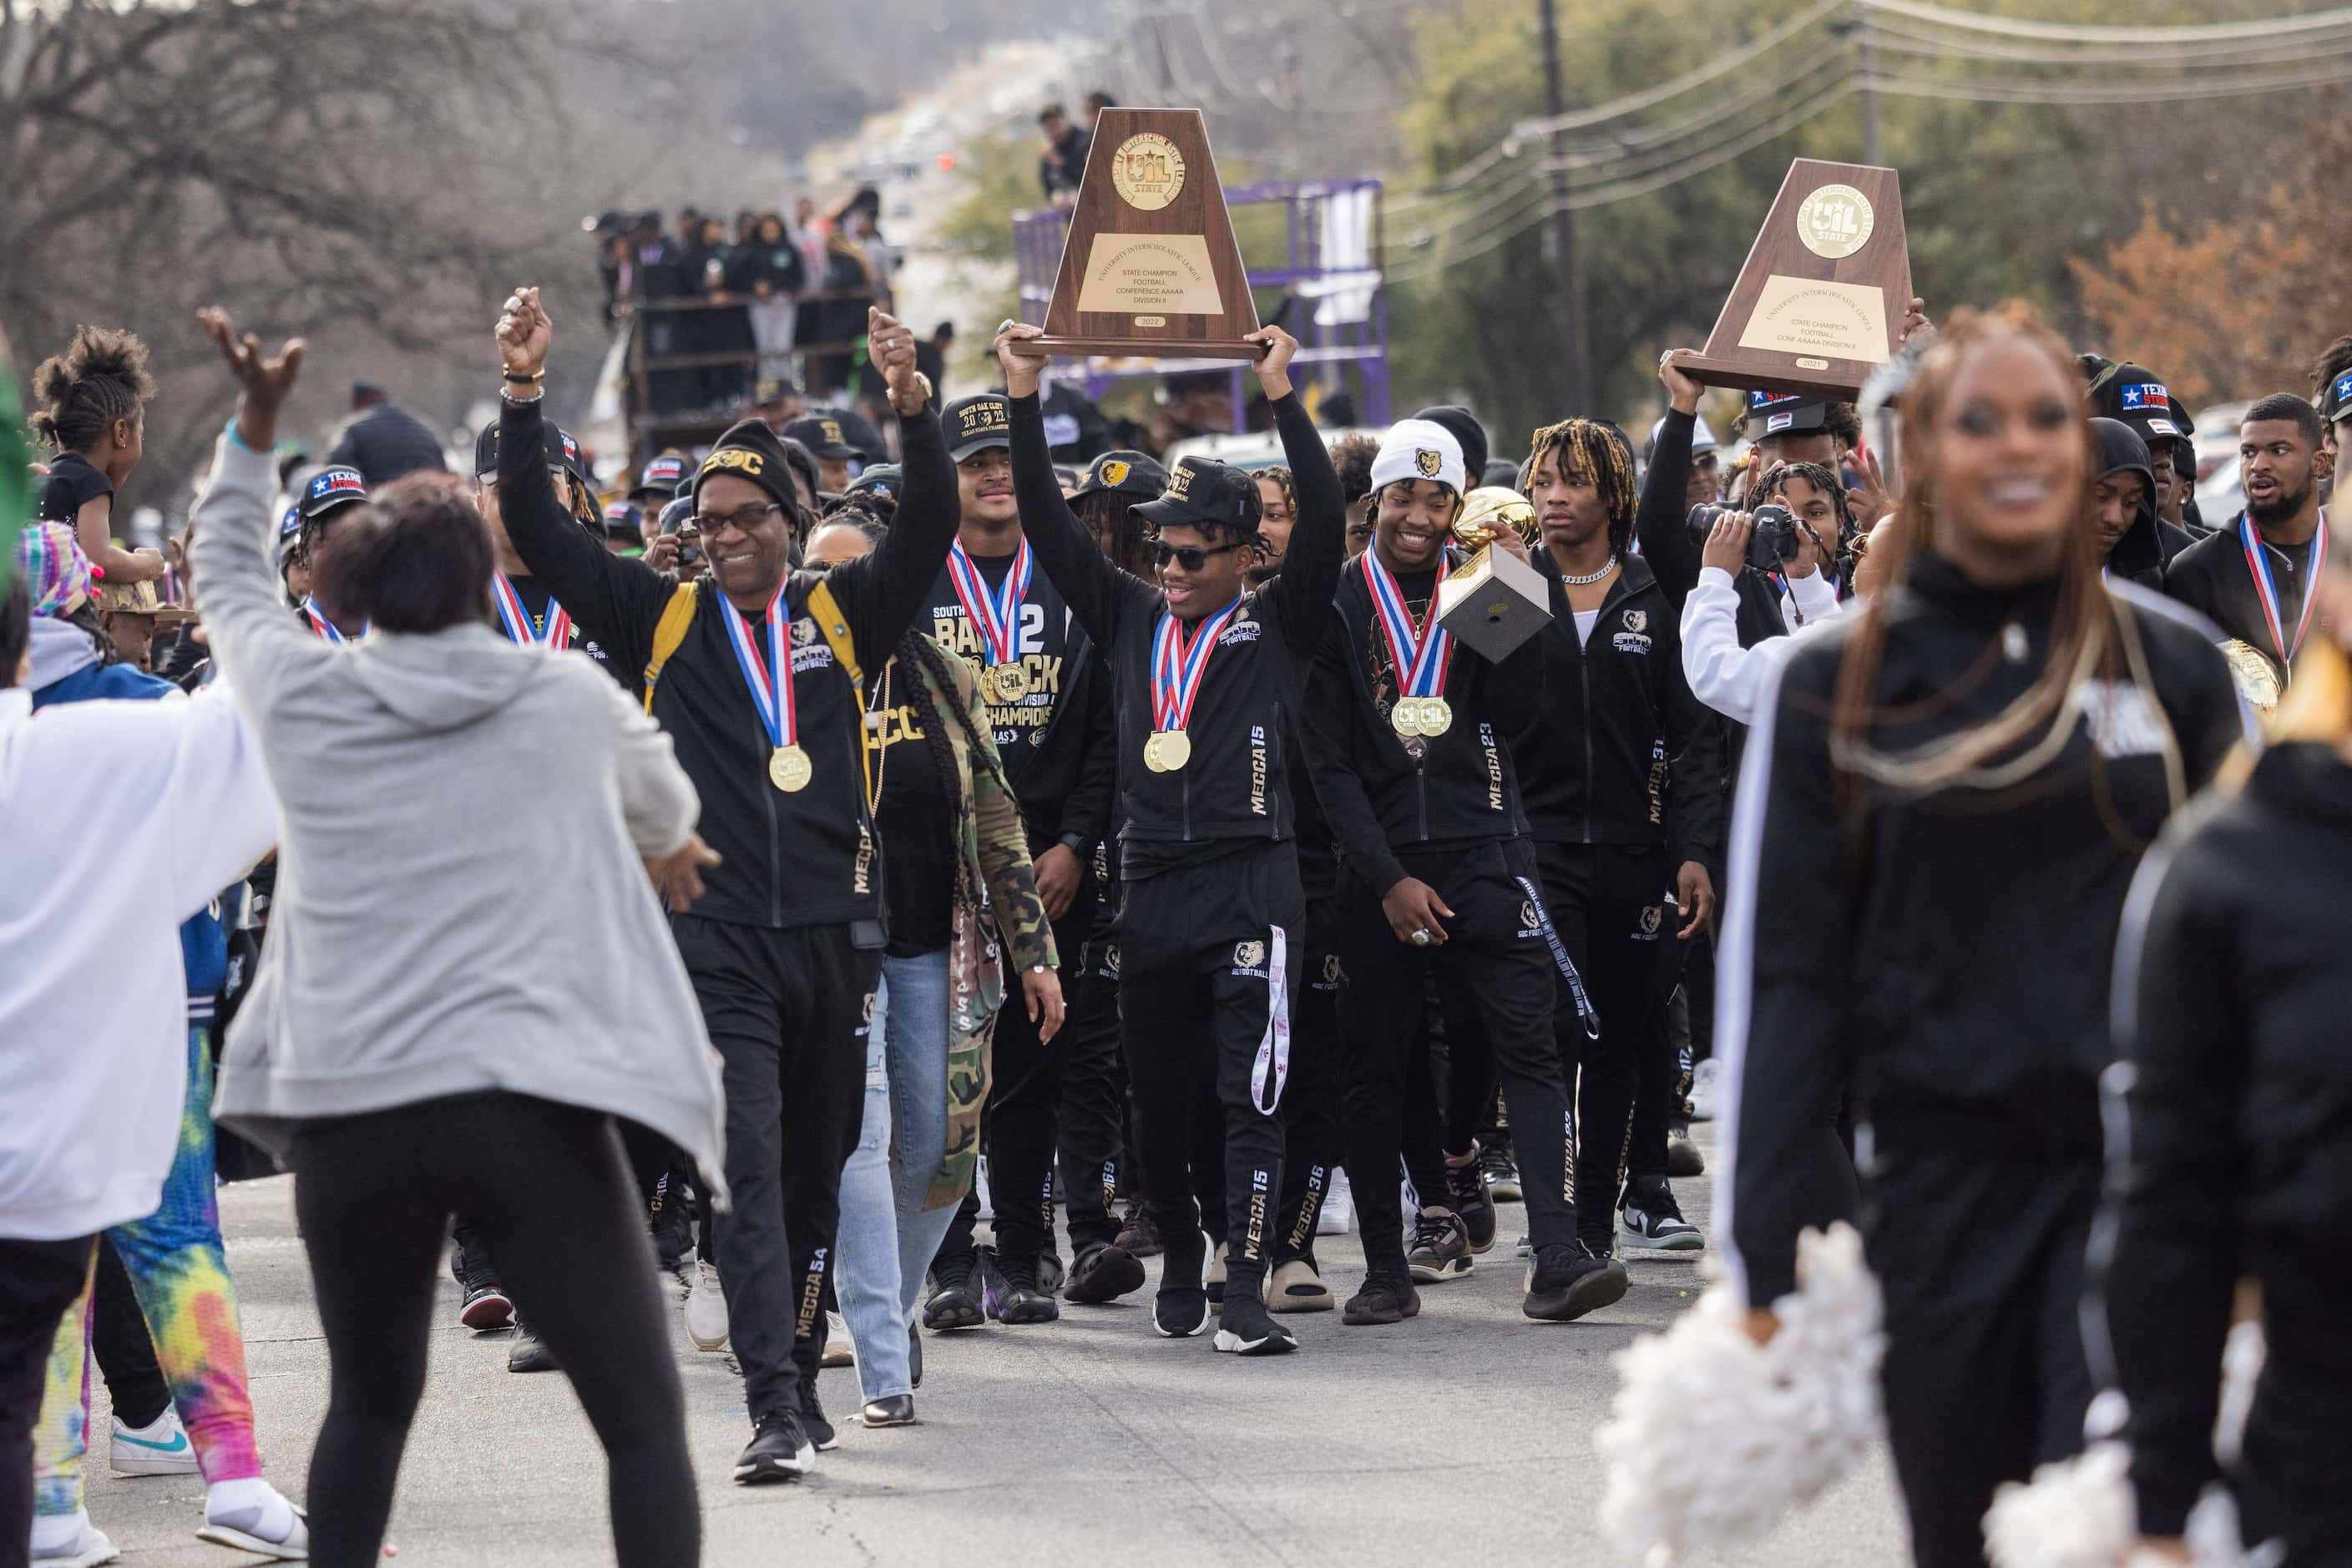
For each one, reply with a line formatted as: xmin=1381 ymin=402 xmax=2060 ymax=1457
xmin=1678 ymin=463 xmax=1863 ymax=726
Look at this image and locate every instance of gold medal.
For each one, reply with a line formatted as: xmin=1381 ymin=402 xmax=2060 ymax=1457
xmin=987 ymin=661 xmax=1028 ymax=702
xmin=1418 ymin=695 xmax=1453 ymax=737
xmin=768 ymin=744 xmax=812 ymax=793
xmin=1391 ymin=696 xmax=1424 ymax=738
xmin=1145 ymin=729 xmax=1192 ymax=773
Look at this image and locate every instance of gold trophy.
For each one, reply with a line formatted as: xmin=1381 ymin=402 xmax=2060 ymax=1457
xmin=1436 ymin=486 xmax=1551 ymax=662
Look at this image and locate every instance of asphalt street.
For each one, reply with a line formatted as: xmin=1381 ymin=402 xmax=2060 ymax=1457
xmin=83 ymin=1122 xmax=1912 ymax=1565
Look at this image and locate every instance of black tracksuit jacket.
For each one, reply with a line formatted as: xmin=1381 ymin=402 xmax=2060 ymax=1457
xmin=497 ymin=395 xmax=957 ymax=931
xmin=1724 ymin=558 xmax=2247 ymax=1304
xmin=2162 ymin=511 xmax=2329 ymax=690
xmin=1307 ymin=549 xmax=1549 ymax=897
xmin=1006 ymin=390 xmax=1344 ymax=868
xmin=1513 ymin=554 xmax=1723 ymax=867
xmin=2092 ymin=739 xmax=2352 ymax=1553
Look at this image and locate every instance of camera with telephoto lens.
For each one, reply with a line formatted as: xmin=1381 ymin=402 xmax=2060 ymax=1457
xmin=1689 ymin=501 xmax=1801 ymax=573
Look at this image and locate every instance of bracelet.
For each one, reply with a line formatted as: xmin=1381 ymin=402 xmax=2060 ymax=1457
xmin=501 ymin=387 xmax=544 ymax=406
xmin=503 ymin=369 xmax=545 ymax=385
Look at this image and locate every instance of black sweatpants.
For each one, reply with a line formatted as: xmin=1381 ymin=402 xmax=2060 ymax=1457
xmin=1055 ymin=923 xmax=1129 ymax=1252
xmin=1118 ymin=844 xmax=1302 ymax=1292
xmin=287 ymin=1093 xmax=695 ymax=1568
xmin=1866 ymin=1146 xmax=2096 ymax=1568
xmin=91 ymin=1235 xmax=170 ymax=1429
xmin=1 ymin=1235 xmax=94 ymax=1568
xmin=1272 ymin=905 xmax=1345 ymax=1263
xmin=1337 ymin=838 xmax=1577 ymax=1273
xmin=673 ymin=915 xmax=876 ymax=1420
xmin=1537 ymin=839 xmax=1670 ymax=1251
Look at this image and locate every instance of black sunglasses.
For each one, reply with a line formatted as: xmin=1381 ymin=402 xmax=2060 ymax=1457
xmin=1148 ymin=540 xmax=1244 ymax=571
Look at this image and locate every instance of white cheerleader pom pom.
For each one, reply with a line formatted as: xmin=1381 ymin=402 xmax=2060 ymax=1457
xmin=1985 ymin=1443 xmax=2284 ymax=1568
xmin=1597 ymin=1222 xmax=1885 ymax=1563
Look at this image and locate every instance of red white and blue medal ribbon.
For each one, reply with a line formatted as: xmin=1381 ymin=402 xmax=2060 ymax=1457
xmin=1358 ymin=551 xmax=1452 ymax=697
xmin=2240 ymin=512 xmax=2327 ymax=668
xmin=491 ymin=573 xmax=570 ymax=649
xmin=944 ymin=538 xmax=1031 ymax=668
xmin=1149 ymin=595 xmax=1242 ymax=734
xmin=301 ymin=598 xmax=358 ymax=643
xmin=722 ymin=586 xmax=797 ymax=752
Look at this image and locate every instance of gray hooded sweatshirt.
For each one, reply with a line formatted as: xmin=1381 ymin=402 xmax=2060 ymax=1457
xmin=188 ymin=428 xmax=726 ymax=1195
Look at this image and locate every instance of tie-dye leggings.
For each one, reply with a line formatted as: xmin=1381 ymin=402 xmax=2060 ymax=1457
xmin=33 ymin=1020 xmax=260 ymax=1517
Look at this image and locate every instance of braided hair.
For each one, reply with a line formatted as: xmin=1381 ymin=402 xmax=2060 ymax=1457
xmin=1751 ymin=458 xmax=1859 ymax=557
xmin=1075 ymin=489 xmax=1153 ymax=576
xmin=1257 ymin=464 xmax=1297 ymax=521
xmin=1525 ymin=417 xmax=1637 ymax=556
xmin=30 ymin=326 xmax=154 ymax=454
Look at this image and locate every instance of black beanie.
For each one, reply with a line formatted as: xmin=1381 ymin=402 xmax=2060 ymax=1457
xmin=692 ymin=417 xmax=802 ymax=521
xmin=1414 ymin=405 xmax=1489 ymax=482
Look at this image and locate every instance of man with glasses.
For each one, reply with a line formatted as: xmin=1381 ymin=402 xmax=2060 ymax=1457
xmin=913 ymin=393 xmax=1123 ymax=1328
xmin=490 ymin=287 xmax=954 ymax=1482
xmin=991 ymin=317 xmax=1339 ymax=1358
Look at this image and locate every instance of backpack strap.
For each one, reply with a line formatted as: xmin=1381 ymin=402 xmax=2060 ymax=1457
xmin=806 ymin=579 xmax=873 ymax=806
xmin=641 ymin=581 xmax=701 ymax=716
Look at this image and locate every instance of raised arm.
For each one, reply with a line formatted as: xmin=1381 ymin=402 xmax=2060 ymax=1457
xmin=997 ymin=326 xmax=1134 ymax=650
xmin=186 ymin=309 xmax=329 ymax=711
xmin=494 ymin=289 xmax=669 ymax=676
xmin=1636 ymin=354 xmax=1706 ymax=609
xmin=823 ymin=311 xmax=960 ymax=655
xmin=1235 ymin=333 xmax=1343 ymax=658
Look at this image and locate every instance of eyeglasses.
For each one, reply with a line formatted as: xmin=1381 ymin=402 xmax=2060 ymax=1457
xmin=1148 ymin=540 xmax=1244 ymax=571
xmin=694 ymin=503 xmax=783 ymax=533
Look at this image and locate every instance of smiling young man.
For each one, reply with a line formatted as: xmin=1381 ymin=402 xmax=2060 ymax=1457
xmin=1512 ymin=417 xmax=1722 ymax=1267
xmin=2163 ymin=393 xmax=2333 ymax=690
xmin=492 ymin=287 xmax=953 ymax=1483
xmin=993 ymin=317 xmax=1336 ymax=1357
xmin=1306 ymin=420 xmax=1605 ymax=1327
xmin=913 ymin=392 xmax=1122 ymax=1327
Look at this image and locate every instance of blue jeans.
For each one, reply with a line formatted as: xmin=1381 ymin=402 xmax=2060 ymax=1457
xmin=832 ymin=948 xmax=959 ymax=1402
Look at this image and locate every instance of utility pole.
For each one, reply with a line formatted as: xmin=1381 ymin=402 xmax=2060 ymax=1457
xmin=1536 ymin=0 xmax=1590 ymax=412
xmin=1851 ymin=3 xmax=1882 ymax=165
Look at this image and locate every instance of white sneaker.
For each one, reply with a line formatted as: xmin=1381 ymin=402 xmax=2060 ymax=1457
xmin=111 ymin=1406 xmax=199 ymax=1476
xmin=1317 ymin=1169 xmax=1353 ymax=1236
xmin=1687 ymin=1057 xmax=1722 ymax=1122
xmin=974 ymin=1156 xmax=994 ymax=1222
xmin=821 ymin=1309 xmax=855 ymax=1368
xmin=30 ymin=1510 xmax=119 ymax=1566
xmin=196 ymin=1480 xmax=307 ymax=1560
xmin=685 ymin=1259 xmax=730 ymax=1351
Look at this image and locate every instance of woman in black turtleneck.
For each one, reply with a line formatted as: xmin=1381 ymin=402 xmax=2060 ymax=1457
xmin=1718 ymin=302 xmax=2245 ymax=1568
xmin=2092 ymin=539 xmax=2352 ymax=1566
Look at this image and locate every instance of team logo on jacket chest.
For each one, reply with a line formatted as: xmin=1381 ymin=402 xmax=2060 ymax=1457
xmin=1614 ymin=606 xmax=1651 ymax=655
xmin=792 ymin=618 xmax=816 ymax=645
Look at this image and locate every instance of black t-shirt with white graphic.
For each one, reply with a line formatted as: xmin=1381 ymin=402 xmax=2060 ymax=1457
xmin=923 ymin=547 xmax=1075 ymax=783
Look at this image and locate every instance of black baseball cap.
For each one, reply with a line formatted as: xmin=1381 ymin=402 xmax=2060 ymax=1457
xmin=630 ymin=453 xmax=688 ymax=502
xmin=754 ymin=376 xmax=801 ymax=407
xmin=941 ymin=394 xmax=1013 ymax=463
xmin=1746 ymin=389 xmax=1832 ymax=438
xmin=2087 ymin=362 xmax=2190 ymax=446
xmin=476 ymin=421 xmax=587 ymax=486
xmin=600 ymin=499 xmax=645 ymax=542
xmin=2324 ymin=366 xmax=2352 ymax=426
xmin=842 ymin=463 xmax=903 ymax=508
xmin=1071 ymin=449 xmax=1167 ymax=502
xmin=300 ymin=466 xmax=369 ymax=519
xmin=781 ymin=414 xmax=866 ymax=462
xmin=1135 ymin=456 xmax=1260 ymax=531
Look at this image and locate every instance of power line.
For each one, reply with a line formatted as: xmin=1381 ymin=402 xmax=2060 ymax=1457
xmin=1865 ymin=0 xmax=2352 ymax=46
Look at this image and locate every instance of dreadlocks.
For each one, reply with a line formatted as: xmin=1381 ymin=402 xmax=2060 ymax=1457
xmin=1751 ymin=459 xmax=1859 ymax=555
xmin=1075 ymin=488 xmax=1153 ymax=577
xmin=1525 ymin=417 xmax=1637 ymax=556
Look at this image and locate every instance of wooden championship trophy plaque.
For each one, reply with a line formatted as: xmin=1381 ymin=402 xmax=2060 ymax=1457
xmin=1009 ymin=108 xmax=1265 ymax=362
xmin=1674 ymin=159 xmax=1914 ymax=402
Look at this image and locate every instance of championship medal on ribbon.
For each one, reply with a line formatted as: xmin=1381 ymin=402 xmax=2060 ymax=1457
xmin=491 ymin=573 xmax=571 ymax=650
xmin=301 ymin=597 xmax=357 ymax=643
xmin=945 ymin=538 xmax=1033 ymax=705
xmin=723 ymin=585 xmax=811 ymax=792
xmin=1145 ymin=595 xmax=1242 ymax=773
xmin=1360 ymin=551 xmax=1454 ymax=752
xmin=2240 ymin=512 xmax=2328 ymax=676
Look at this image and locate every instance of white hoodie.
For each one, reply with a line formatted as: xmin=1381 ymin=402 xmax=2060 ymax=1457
xmin=0 ymin=681 xmax=277 ymax=1239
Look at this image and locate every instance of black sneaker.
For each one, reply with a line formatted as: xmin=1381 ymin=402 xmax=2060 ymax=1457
xmin=1523 ymin=1241 xmax=1630 ymax=1322
xmin=798 ymin=1382 xmax=838 ymax=1451
xmin=1114 ymin=1202 xmax=1163 ymax=1259
xmin=1153 ymin=1285 xmax=1212 ymax=1338
xmin=506 ymin=1320 xmax=559 ymax=1373
xmin=735 ymin=1409 xmax=814 ymax=1484
xmin=1479 ymin=1141 xmax=1523 ymax=1202
xmin=1341 ymin=1268 xmax=1421 ymax=1326
xmin=1037 ymin=1248 xmax=1065 ymax=1296
xmin=458 ymin=1280 xmax=513 ymax=1333
xmin=922 ymin=1253 xmax=986 ymax=1331
xmin=1063 ymin=1241 xmax=1146 ymax=1305
xmin=979 ymin=1247 xmax=1060 ymax=1325
xmin=1213 ymin=1292 xmax=1298 ymax=1357
xmin=1620 ymin=1178 xmax=1704 ymax=1252
xmin=1406 ymin=1207 xmax=1474 ymax=1282
xmin=1444 ymin=1149 xmax=1497 ymax=1253
xmin=1666 ymin=1125 xmax=1706 ymax=1178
